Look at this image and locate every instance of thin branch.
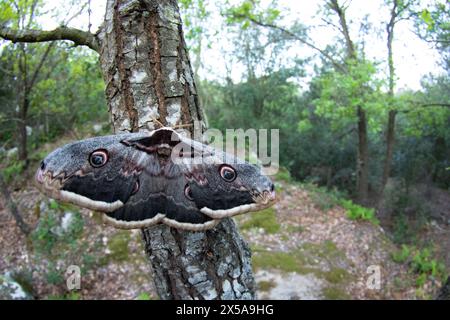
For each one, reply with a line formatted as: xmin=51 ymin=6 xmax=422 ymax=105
xmin=238 ymin=16 xmax=346 ymax=72
xmin=399 ymin=102 xmax=450 ymax=113
xmin=63 ymin=1 xmax=90 ymax=26
xmin=328 ymin=0 xmax=356 ymax=59
xmin=28 ymin=42 xmax=55 ymax=90
xmin=320 ymin=17 xmax=343 ymax=34
xmin=0 ymin=26 xmax=100 ymax=52
xmin=26 ymin=0 xmax=39 ymax=29
xmin=419 ymin=103 xmax=450 ymax=108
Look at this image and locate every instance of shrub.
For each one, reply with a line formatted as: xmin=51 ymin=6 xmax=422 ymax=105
xmin=391 ymin=245 xmax=447 ymax=287
xmin=340 ymin=200 xmax=379 ymax=225
xmin=303 ymin=183 xmax=344 ymax=211
xmin=2 ymin=161 xmax=25 ymax=183
xmin=30 ymin=200 xmax=104 ymax=297
xmin=391 ymin=244 xmax=412 ymax=263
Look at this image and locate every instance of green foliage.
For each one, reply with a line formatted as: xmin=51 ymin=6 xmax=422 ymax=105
xmin=340 ymin=200 xmax=379 ymax=225
xmin=322 ymin=268 xmax=350 ymax=284
xmin=274 ymin=167 xmax=292 ymax=182
xmin=257 ymin=280 xmax=276 ymax=292
xmin=322 ymin=286 xmax=351 ymax=300
xmin=415 ymin=1 xmax=449 ymax=65
xmin=0 ymin=44 xmax=107 ymax=162
xmin=0 ymin=0 xmax=16 ymax=23
xmin=392 ymin=245 xmax=447 ymax=287
xmin=285 ymin=225 xmax=305 ymax=234
xmin=392 ymin=244 xmax=412 ymax=263
xmin=136 ymin=292 xmax=152 ymax=300
xmin=411 ymin=248 xmax=446 ymax=279
xmin=107 ymin=231 xmax=131 ymax=262
xmin=29 ymin=200 xmax=103 ymax=296
xmin=31 ymin=203 xmax=84 ymax=255
xmin=252 ymin=249 xmax=304 ymax=273
xmin=303 ymin=183 xmax=344 ymax=211
xmin=392 ymin=214 xmax=417 ymax=244
xmin=240 ymin=207 xmax=280 ymax=234
xmin=420 ymin=9 xmax=435 ymax=30
xmin=313 ymin=59 xmax=385 ymax=133
xmin=2 ymin=161 xmax=26 ymax=184
xmin=45 ymin=264 xmax=65 ymax=285
xmin=301 ymin=240 xmax=347 ymax=265
xmin=225 ymin=0 xmax=281 ymax=27
xmin=384 ymin=184 xmax=431 ymax=244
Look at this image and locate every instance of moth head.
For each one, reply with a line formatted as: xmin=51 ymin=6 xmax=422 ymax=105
xmin=35 ymin=134 xmax=143 ymax=212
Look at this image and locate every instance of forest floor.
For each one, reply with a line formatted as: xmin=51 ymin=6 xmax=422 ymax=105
xmin=0 ymin=175 xmax=449 ymax=299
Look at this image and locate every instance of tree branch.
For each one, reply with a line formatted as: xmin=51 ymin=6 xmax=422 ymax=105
xmin=29 ymin=43 xmax=55 ymax=90
xmin=0 ymin=26 xmax=100 ymax=52
xmin=328 ymin=0 xmax=356 ymax=59
xmin=399 ymin=102 xmax=450 ymax=113
xmin=419 ymin=103 xmax=450 ymax=108
xmin=242 ymin=16 xmax=346 ymax=73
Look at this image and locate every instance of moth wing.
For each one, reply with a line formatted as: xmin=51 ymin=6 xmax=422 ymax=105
xmin=104 ymin=129 xmax=217 ymax=230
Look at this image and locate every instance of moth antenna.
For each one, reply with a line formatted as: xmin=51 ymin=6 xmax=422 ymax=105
xmin=149 ymin=115 xmax=165 ymax=129
xmin=172 ymin=122 xmax=194 ymax=129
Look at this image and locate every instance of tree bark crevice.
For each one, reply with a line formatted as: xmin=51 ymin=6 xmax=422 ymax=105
xmin=113 ymin=0 xmax=139 ymax=132
xmin=148 ymin=8 xmax=168 ymax=126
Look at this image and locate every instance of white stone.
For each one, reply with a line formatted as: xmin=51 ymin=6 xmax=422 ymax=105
xmin=6 ymin=147 xmax=18 ymax=158
xmin=61 ymin=212 xmax=74 ymax=231
xmin=255 ymin=270 xmax=325 ymax=300
xmin=92 ymin=124 xmax=103 ymax=133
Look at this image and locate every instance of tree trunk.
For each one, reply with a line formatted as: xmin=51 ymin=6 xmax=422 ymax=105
xmin=329 ymin=0 xmax=369 ymax=203
xmin=17 ymin=91 xmax=29 ymax=164
xmin=97 ymin=0 xmax=256 ymax=299
xmin=379 ymin=2 xmax=399 ymax=201
xmin=356 ymin=106 xmax=369 ymax=203
xmin=380 ymin=110 xmax=396 ymax=194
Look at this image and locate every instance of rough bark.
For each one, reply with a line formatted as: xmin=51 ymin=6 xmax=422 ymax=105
xmin=98 ymin=0 xmax=256 ymax=300
xmin=0 ymin=173 xmax=31 ymax=235
xmin=142 ymin=219 xmax=255 ymax=299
